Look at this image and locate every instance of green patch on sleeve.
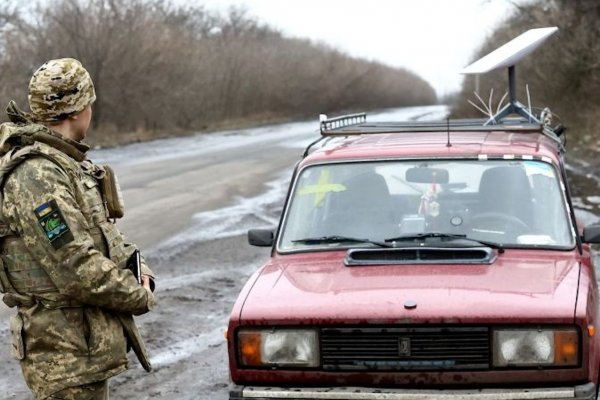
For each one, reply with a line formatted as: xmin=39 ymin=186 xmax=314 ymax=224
xmin=34 ymin=199 xmax=74 ymax=250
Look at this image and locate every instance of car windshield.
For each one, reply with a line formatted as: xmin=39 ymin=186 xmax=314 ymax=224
xmin=279 ymin=160 xmax=575 ymax=251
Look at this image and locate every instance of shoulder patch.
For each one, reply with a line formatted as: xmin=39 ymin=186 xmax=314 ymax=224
xmin=34 ymin=200 xmax=74 ymax=250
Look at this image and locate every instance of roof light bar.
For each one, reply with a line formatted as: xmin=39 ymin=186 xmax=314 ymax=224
xmin=320 ymin=113 xmax=366 ymax=134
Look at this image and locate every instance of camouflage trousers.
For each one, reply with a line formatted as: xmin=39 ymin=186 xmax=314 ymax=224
xmin=44 ymin=380 xmax=108 ymax=400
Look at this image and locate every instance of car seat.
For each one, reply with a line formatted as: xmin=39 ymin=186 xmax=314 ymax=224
xmin=323 ymin=171 xmax=397 ymax=241
xmin=474 ymin=165 xmax=533 ymax=237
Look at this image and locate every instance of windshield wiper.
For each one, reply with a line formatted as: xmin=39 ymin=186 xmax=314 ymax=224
xmin=385 ymin=232 xmax=467 ymax=242
xmin=384 ymin=232 xmax=504 ymax=253
xmin=292 ymin=235 xmax=392 ymax=248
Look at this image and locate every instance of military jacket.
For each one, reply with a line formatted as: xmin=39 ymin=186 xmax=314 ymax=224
xmin=0 ymin=121 xmax=155 ymax=399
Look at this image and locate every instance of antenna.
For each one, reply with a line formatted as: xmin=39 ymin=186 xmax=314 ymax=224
xmin=446 ymin=117 xmax=452 ymax=147
xmin=462 ymin=27 xmax=558 ymax=126
xmin=526 ymin=84 xmax=532 ymax=122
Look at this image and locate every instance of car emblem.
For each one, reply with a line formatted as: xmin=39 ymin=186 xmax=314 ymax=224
xmin=399 ymin=337 xmax=411 ymax=357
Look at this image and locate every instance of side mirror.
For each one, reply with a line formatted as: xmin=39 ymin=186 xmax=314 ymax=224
xmin=248 ymin=229 xmax=274 ymax=247
xmin=582 ymin=224 xmax=600 ymax=244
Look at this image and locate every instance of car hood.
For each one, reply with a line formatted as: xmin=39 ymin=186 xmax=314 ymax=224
xmin=239 ymin=249 xmax=580 ymax=325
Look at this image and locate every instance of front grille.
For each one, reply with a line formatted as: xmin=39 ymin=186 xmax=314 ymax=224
xmin=321 ymin=326 xmax=490 ymax=371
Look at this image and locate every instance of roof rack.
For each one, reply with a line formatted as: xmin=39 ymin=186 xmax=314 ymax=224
xmin=320 ymin=116 xmax=550 ymax=135
xmin=303 ymin=113 xmax=566 ymax=158
xmin=318 ymin=113 xmax=564 ymax=138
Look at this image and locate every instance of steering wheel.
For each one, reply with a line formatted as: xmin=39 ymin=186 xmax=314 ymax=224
xmin=469 ymin=212 xmax=530 ymax=234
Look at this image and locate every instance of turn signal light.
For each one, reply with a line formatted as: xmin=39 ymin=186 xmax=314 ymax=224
xmin=238 ymin=331 xmax=262 ymax=366
xmin=554 ymin=330 xmax=578 ymax=366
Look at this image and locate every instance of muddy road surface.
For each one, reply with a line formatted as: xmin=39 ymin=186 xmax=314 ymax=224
xmin=2 ymin=104 xmax=599 ymax=399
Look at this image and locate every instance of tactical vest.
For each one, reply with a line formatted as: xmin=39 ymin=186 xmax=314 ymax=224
xmin=0 ymin=132 xmax=130 ymax=309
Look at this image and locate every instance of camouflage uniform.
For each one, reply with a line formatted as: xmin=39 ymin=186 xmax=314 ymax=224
xmin=0 ymin=59 xmax=155 ymax=399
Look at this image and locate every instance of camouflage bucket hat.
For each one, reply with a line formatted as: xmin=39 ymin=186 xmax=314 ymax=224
xmin=28 ymin=58 xmax=96 ymax=122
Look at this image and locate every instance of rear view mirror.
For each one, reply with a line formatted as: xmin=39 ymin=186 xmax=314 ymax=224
xmin=406 ymin=167 xmax=449 ymax=184
xmin=248 ymin=229 xmax=274 ymax=247
xmin=583 ymin=224 xmax=600 ymax=244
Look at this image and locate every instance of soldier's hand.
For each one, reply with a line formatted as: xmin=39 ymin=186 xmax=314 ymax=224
xmin=141 ymin=274 xmax=151 ymax=291
xmin=141 ymin=274 xmax=156 ymax=311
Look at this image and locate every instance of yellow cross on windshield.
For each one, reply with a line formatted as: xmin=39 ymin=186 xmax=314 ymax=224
xmin=298 ymin=169 xmax=346 ymax=207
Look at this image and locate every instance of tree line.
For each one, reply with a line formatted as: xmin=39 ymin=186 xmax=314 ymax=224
xmin=0 ymin=0 xmax=436 ymax=145
xmin=451 ymin=0 xmax=600 ymax=154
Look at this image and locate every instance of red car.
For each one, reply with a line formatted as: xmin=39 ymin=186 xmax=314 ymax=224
xmin=227 ymin=28 xmax=600 ymax=400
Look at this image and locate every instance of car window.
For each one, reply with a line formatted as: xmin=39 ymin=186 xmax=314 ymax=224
xmin=279 ymin=160 xmax=574 ymax=251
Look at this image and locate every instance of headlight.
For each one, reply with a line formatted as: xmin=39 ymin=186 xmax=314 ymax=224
xmin=238 ymin=329 xmax=319 ymax=367
xmin=493 ymin=329 xmax=578 ymax=367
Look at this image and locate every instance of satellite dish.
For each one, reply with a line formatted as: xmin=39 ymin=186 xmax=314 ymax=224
xmin=461 ymin=27 xmax=559 ymax=126
xmin=462 ymin=27 xmax=558 ymax=74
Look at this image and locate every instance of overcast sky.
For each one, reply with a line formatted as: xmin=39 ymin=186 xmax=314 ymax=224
xmin=196 ymin=0 xmax=518 ymax=96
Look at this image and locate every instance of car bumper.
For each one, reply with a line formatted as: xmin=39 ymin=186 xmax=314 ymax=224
xmin=229 ymin=383 xmax=597 ymax=400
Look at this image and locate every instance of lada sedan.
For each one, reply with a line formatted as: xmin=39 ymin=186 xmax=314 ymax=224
xmin=227 ymin=116 xmax=600 ymax=400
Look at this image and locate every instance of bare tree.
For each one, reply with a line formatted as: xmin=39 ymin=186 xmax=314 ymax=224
xmin=0 ymin=0 xmax=437 ymax=146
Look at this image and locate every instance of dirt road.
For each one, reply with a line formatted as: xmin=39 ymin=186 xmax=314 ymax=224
xmin=2 ymin=104 xmax=598 ymax=399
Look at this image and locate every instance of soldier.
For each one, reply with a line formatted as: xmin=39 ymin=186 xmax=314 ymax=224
xmin=0 ymin=58 xmax=156 ymax=400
